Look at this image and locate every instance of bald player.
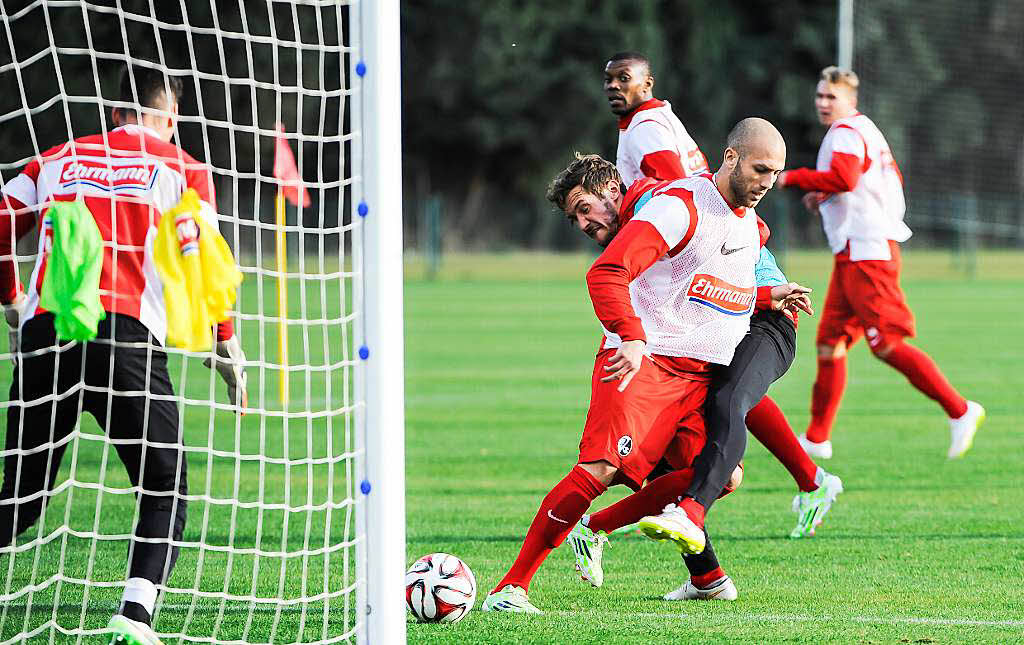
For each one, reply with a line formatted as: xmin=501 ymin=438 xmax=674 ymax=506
xmin=483 ymin=119 xmax=799 ymax=613
xmin=600 ymin=51 xmax=843 ymax=545
xmin=602 ymin=119 xmax=813 ymax=552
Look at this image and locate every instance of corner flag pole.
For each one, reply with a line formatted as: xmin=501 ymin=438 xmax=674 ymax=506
xmin=273 ymin=122 xmax=311 ymax=407
xmin=275 ymin=187 xmax=289 ymax=406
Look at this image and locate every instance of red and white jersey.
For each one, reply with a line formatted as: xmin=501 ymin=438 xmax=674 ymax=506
xmin=588 ymin=175 xmax=759 ymax=365
xmin=616 ymin=99 xmax=708 ymax=185
xmin=0 ymin=124 xmax=218 ymax=343
xmin=789 ymin=113 xmax=911 ymax=261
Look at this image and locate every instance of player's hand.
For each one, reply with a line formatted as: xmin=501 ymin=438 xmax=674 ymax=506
xmin=204 ymin=334 xmax=248 ymax=414
xmin=601 ymin=339 xmax=646 ymax=392
xmin=801 ymin=191 xmax=825 ymax=216
xmin=770 ymin=282 xmax=814 ymax=316
xmin=3 ymin=293 xmax=26 ymax=364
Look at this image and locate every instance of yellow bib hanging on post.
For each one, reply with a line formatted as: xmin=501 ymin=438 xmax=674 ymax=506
xmin=153 ymin=189 xmax=243 ymax=351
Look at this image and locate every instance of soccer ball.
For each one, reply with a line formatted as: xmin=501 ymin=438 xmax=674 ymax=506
xmin=405 ymin=553 xmax=477 ymax=623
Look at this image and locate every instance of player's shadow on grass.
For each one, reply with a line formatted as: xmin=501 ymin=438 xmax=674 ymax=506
xmin=409 ymin=534 xmax=523 ymax=544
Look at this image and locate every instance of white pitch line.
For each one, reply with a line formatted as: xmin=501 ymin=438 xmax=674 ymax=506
xmin=549 ymin=610 xmax=1024 ymax=628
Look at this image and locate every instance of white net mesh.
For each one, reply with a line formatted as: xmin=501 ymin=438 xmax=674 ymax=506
xmin=0 ymin=1 xmax=365 ymax=642
xmin=850 ymin=0 xmax=1024 ymax=249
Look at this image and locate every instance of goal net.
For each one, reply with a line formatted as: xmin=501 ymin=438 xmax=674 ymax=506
xmin=0 ymin=1 xmax=404 ymax=643
xmin=846 ymin=0 xmax=1024 ymax=259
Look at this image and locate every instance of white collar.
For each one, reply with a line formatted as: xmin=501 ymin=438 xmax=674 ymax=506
xmin=113 ymin=123 xmax=165 ymax=140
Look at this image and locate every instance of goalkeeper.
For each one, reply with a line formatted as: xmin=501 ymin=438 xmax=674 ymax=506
xmin=0 ymin=65 xmax=246 ymax=644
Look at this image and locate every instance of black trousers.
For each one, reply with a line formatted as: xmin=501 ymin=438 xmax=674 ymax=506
xmin=686 ymin=310 xmax=797 ymax=507
xmin=0 ymin=314 xmax=186 ymax=586
xmin=675 ymin=310 xmax=797 ymax=579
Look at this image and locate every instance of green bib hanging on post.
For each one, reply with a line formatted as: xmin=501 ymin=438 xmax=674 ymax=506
xmin=39 ymin=200 xmax=106 ymax=341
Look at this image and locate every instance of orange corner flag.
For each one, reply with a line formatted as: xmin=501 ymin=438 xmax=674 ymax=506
xmin=274 ymin=122 xmax=312 ymax=208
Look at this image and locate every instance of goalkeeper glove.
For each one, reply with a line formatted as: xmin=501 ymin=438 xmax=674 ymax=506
xmin=3 ymin=293 xmax=25 ymax=365
xmin=204 ymin=334 xmax=248 ymax=414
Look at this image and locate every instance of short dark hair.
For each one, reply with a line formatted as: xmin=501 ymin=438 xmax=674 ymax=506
xmin=118 ymin=64 xmax=182 ymax=117
xmin=607 ymin=51 xmax=652 ymax=76
xmin=545 ymin=153 xmax=623 ymax=211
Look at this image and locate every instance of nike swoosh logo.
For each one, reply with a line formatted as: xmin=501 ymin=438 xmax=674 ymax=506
xmin=547 ymin=510 xmax=570 ymax=524
xmin=720 ymin=242 xmax=747 ymax=255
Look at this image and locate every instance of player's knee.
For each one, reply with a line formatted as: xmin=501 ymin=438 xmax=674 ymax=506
xmin=138 ymin=492 xmax=187 ymax=523
xmin=817 ymin=342 xmax=846 ymax=360
xmin=578 ymin=460 xmax=617 ymax=487
xmin=867 ymin=331 xmax=903 ymax=359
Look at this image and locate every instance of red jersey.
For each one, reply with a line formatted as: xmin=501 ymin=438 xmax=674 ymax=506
xmin=0 ymin=124 xmax=231 ymax=343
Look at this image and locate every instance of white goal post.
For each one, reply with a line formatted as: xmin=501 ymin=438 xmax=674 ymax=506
xmin=356 ymin=0 xmax=406 ymax=643
xmin=0 ymin=1 xmax=404 ymax=643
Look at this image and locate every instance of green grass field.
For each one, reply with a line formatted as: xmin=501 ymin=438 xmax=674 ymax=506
xmin=406 ymin=250 xmax=1024 ymax=644
xmin=1 ymin=250 xmax=1021 ymax=643
xmin=0 ymin=271 xmax=358 ymax=643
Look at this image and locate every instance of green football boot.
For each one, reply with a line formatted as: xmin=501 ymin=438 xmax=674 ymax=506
xmin=568 ymin=521 xmax=609 ymax=587
xmin=790 ymin=471 xmax=844 ymax=538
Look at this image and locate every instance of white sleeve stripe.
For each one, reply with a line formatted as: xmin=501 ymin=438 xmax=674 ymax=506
xmin=628 ymin=120 xmax=678 ymax=156
xmin=829 ymin=126 xmax=866 ymax=159
xmin=631 ymin=195 xmax=692 ymax=249
xmin=1 ymin=174 xmax=37 ymax=207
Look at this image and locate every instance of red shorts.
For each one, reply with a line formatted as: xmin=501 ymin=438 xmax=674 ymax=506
xmin=816 ymin=241 xmax=916 ymax=350
xmin=578 ymin=348 xmax=708 ymax=491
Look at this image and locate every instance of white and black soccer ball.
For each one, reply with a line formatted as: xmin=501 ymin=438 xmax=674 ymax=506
xmin=405 ymin=552 xmax=477 ymax=623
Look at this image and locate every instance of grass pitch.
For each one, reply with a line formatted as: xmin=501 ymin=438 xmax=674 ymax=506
xmin=0 ymin=249 xmax=1021 ymax=643
xmin=406 ymin=250 xmax=1024 ymax=644
xmin=0 ymin=270 xmax=357 ymax=643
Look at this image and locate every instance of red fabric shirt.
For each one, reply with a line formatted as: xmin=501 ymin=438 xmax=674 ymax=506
xmin=0 ymin=125 xmax=234 ymax=340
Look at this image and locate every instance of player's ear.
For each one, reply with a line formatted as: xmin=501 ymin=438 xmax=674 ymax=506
xmin=723 ymin=147 xmax=739 ymax=170
xmin=111 ymin=107 xmax=122 ymax=127
xmin=605 ymin=179 xmax=621 ymax=200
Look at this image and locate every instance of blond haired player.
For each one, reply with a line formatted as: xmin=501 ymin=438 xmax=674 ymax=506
xmin=778 ymin=66 xmax=984 ymax=459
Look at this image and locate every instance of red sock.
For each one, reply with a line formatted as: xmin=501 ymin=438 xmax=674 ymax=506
xmin=807 ymin=355 xmax=847 ymax=443
xmin=691 ymin=566 xmax=727 ymax=589
xmin=679 ymin=496 xmax=705 ymax=528
xmin=881 ymin=342 xmax=968 ymax=418
xmin=493 ymin=465 xmax=606 ymax=593
xmin=586 ymin=469 xmax=695 ymax=534
xmin=747 ymin=396 xmax=818 ymax=492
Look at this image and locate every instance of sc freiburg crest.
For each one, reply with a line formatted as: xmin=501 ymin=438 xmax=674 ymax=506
xmin=616 ymin=435 xmax=633 ymax=457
